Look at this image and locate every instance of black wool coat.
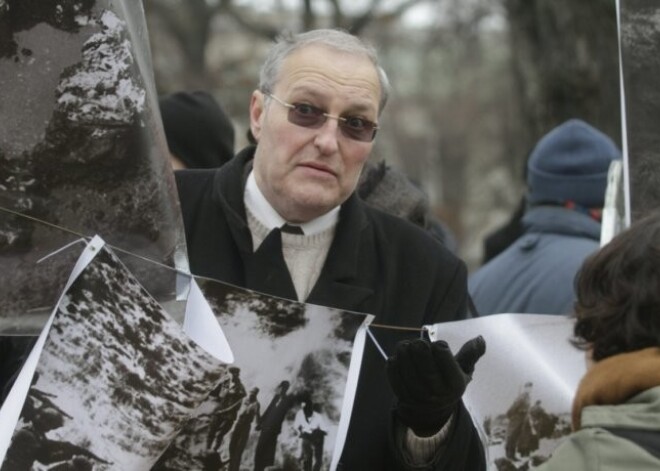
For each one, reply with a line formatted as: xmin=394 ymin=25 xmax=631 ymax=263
xmin=175 ymin=147 xmax=485 ymax=471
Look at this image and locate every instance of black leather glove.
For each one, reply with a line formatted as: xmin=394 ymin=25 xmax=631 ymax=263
xmin=387 ymin=335 xmax=486 ymax=437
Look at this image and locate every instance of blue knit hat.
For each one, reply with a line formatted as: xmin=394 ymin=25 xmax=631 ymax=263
xmin=526 ymin=119 xmax=621 ymax=207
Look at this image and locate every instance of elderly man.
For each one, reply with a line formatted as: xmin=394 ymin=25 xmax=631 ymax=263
xmin=176 ymin=29 xmax=485 ymax=470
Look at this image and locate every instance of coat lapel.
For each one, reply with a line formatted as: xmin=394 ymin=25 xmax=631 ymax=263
xmin=219 ymin=149 xmax=374 ymax=311
xmin=307 ymin=194 xmax=375 ymax=313
xmin=244 ymin=228 xmax=298 ymax=301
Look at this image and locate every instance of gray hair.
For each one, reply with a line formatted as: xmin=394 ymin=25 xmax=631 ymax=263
xmin=258 ymin=29 xmax=391 ymax=114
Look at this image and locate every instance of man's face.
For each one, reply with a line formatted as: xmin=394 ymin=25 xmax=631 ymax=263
xmin=250 ymin=44 xmax=381 ymax=223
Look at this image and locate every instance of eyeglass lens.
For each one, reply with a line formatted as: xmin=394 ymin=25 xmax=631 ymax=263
xmin=287 ymin=105 xmax=376 ymax=142
xmin=266 ymin=93 xmax=376 ymax=142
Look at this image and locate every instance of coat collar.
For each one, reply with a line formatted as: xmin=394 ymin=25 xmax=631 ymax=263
xmin=307 ymin=191 xmax=374 ymax=310
xmin=214 ymin=146 xmax=374 ymax=310
xmin=212 ymin=147 xmax=255 ymax=255
xmin=573 ymin=347 xmax=660 ymax=429
xmin=523 ymin=206 xmax=601 ymax=241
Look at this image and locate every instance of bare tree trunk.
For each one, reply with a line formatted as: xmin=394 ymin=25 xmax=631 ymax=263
xmin=619 ymin=0 xmax=660 ymax=220
xmin=504 ymin=0 xmax=620 ymax=151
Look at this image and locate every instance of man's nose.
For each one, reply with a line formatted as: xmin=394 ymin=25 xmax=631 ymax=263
xmin=313 ymin=118 xmax=341 ymax=154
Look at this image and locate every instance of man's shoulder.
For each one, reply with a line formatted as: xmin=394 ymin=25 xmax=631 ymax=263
xmin=174 ymin=168 xmax=218 ymax=193
xmin=362 ymin=203 xmax=458 ymax=260
xmin=175 ymin=149 xmax=252 ymax=208
xmin=174 ymin=168 xmax=223 ymax=213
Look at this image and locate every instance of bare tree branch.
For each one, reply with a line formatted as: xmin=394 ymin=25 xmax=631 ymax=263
xmin=219 ymin=0 xmax=280 ymax=40
xmin=303 ymin=0 xmax=315 ymax=30
xmin=350 ymin=0 xmax=428 ymax=34
xmin=145 ymin=0 xmax=206 ymax=72
xmin=326 ymin=0 xmax=345 ymax=27
xmin=349 ymin=0 xmax=384 ymax=33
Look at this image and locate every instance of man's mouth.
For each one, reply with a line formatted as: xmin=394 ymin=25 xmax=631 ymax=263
xmin=299 ymin=162 xmax=337 ymax=177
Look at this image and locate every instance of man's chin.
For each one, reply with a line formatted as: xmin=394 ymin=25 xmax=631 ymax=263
xmin=284 ymin=194 xmax=340 ymax=221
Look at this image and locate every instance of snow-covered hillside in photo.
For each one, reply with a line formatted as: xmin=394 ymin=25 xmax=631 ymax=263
xmin=7 ymin=247 xmax=225 ymax=470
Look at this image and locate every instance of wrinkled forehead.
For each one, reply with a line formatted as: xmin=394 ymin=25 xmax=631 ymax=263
xmin=276 ymin=44 xmax=381 ymax=110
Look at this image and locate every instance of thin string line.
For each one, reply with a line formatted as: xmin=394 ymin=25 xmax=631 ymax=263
xmin=1 ymin=205 xmax=431 ymax=334
xmin=366 ymin=327 xmax=388 ymax=360
xmin=0 ymin=205 xmax=190 ymax=276
xmin=0 ymin=205 xmax=87 ymax=239
xmin=36 ymin=238 xmax=87 ymax=264
xmin=367 ymin=325 xmax=429 ymax=361
xmin=370 ymin=323 xmax=424 ymax=332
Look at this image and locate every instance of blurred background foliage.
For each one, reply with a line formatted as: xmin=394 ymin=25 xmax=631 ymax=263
xmin=143 ymin=0 xmax=621 ymax=271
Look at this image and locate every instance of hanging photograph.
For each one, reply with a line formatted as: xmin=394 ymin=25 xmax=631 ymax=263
xmin=154 ymin=277 xmax=372 ymax=471
xmin=428 ymin=314 xmax=585 ymax=470
xmin=0 ymin=241 xmax=224 ymax=470
xmin=0 ymin=0 xmax=186 ymax=335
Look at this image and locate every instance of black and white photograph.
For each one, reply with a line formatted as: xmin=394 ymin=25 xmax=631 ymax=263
xmin=5 ymin=1 xmax=656 ymax=470
xmin=0 ymin=0 xmax=186 ymax=334
xmin=428 ymin=314 xmax=585 ymax=470
xmin=155 ymin=277 xmax=372 ymax=471
xmin=619 ymin=0 xmax=660 ymax=221
xmin=0 ymin=241 xmax=226 ymax=470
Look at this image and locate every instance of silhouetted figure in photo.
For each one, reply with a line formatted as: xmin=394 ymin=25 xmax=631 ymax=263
xmin=530 ymin=400 xmax=557 ymax=439
xmin=228 ymin=387 xmax=261 ymax=471
xmin=517 ymin=414 xmax=539 ymax=459
xmin=46 ymin=455 xmax=94 ymax=471
xmin=159 ymin=90 xmax=235 ymax=169
xmin=206 ymin=366 xmax=247 ymax=453
xmin=2 ymin=406 xmax=110 ymax=471
xmin=505 ymin=382 xmax=533 ymax=460
xmin=254 ymin=380 xmax=297 ymax=471
xmin=293 ymin=400 xmax=328 ymax=471
xmin=494 ymin=457 xmax=519 ymax=471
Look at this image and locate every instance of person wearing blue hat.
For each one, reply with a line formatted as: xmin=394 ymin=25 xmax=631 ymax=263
xmin=469 ymin=119 xmax=622 ymax=316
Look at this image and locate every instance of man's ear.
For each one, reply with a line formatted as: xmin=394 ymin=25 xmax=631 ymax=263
xmin=249 ymin=90 xmax=265 ymax=142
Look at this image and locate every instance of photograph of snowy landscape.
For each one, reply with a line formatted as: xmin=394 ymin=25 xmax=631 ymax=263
xmin=1 ymin=246 xmax=225 ymax=470
xmin=0 ymin=0 xmax=185 ymax=334
xmin=0 ymin=241 xmax=372 ymax=471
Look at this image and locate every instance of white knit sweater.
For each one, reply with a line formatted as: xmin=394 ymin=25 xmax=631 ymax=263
xmin=246 ymin=208 xmax=335 ymax=302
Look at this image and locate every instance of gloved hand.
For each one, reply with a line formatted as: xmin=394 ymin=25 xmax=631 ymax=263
xmin=387 ymin=335 xmax=486 ymax=437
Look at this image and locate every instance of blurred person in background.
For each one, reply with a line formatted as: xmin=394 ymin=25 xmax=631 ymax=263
xmin=159 ymin=90 xmax=235 ymax=169
xmin=357 ymin=160 xmax=457 ymax=252
xmin=481 ymin=195 xmax=526 ymax=265
xmin=469 ymin=119 xmax=621 ymax=315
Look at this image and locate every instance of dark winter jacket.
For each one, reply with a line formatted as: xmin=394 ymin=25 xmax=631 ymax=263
xmin=175 ymin=146 xmax=486 ymax=471
xmin=469 ymin=206 xmax=601 ymax=316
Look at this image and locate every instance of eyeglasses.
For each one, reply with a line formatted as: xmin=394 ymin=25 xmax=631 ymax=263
xmin=265 ymin=93 xmax=378 ymax=142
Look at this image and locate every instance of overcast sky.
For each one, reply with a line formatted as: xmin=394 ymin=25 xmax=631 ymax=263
xmin=235 ymin=0 xmax=506 ymax=30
